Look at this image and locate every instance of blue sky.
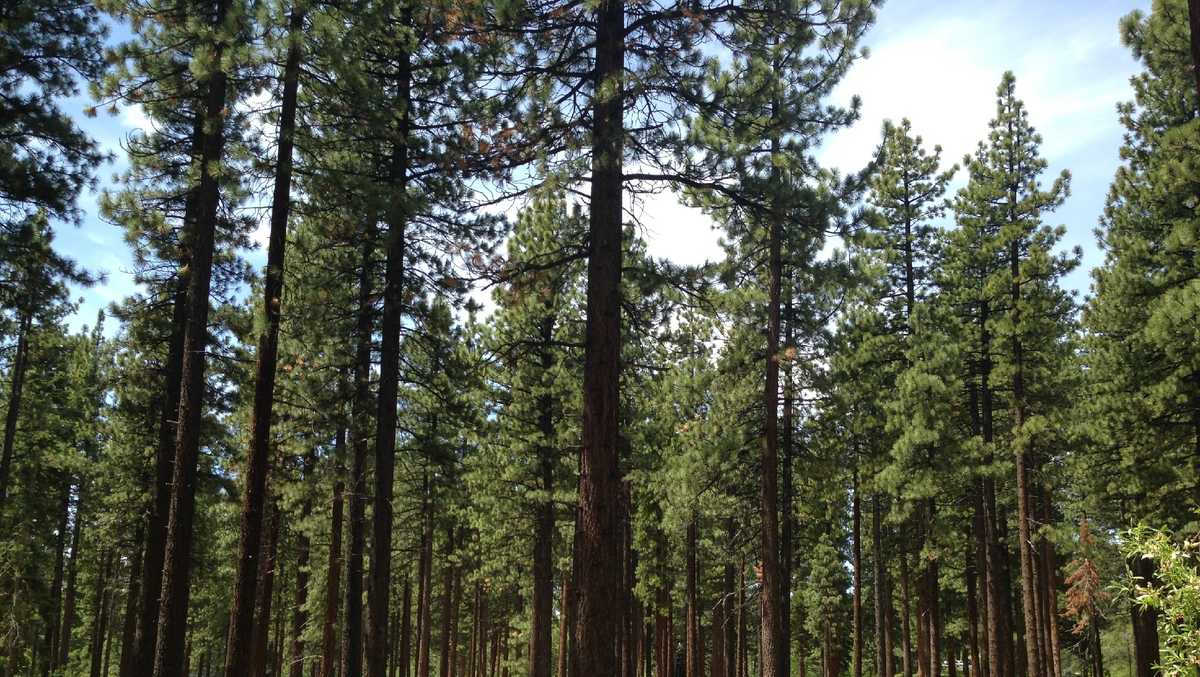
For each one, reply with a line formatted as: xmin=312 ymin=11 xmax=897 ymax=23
xmin=54 ymin=0 xmax=1151 ymax=333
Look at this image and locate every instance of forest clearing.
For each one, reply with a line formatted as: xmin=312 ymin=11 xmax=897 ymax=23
xmin=2 ymin=0 xmax=1199 ymax=676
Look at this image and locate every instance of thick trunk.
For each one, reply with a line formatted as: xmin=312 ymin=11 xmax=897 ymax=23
xmin=0 ymin=311 xmax=31 ymax=508
xmin=1129 ymin=556 xmax=1160 ymax=677
xmin=151 ymin=0 xmax=232 ymax=669
xmin=574 ymin=0 xmax=625 ymax=673
xmin=224 ymin=8 xmax=304 ymax=673
xmin=653 ymin=586 xmax=669 ymax=677
xmin=319 ymin=428 xmax=346 ymax=677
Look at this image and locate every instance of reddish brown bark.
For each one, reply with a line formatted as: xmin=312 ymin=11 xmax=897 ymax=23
xmin=150 ymin=0 xmax=233 ymax=668
xmin=573 ymin=0 xmax=625 ymax=674
xmin=318 ymin=428 xmax=346 ymax=677
xmin=223 ymin=7 xmax=304 ymax=673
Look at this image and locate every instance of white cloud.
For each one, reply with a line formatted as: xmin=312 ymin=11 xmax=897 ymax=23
xmin=120 ymin=102 xmax=152 ymax=134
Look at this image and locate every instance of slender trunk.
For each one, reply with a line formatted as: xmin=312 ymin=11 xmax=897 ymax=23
xmin=417 ymin=508 xmax=434 ymax=677
xmin=43 ymin=483 xmax=70 ymax=676
xmin=1187 ymin=0 xmax=1200 ymax=103
xmin=119 ymin=522 xmax=144 ymax=677
xmin=852 ymin=469 xmax=862 ymax=677
xmin=901 ymin=545 xmax=913 ymax=677
xmin=319 ymin=428 xmax=346 ymax=677
xmin=225 ymin=8 xmax=304 ymax=673
xmin=781 ymin=293 xmax=794 ymax=677
xmin=737 ymin=564 xmax=747 ymax=677
xmin=288 ymin=452 xmax=315 ymax=677
xmin=979 ymin=299 xmax=1012 ymax=677
xmin=759 ymin=175 xmax=785 ymax=677
xmin=685 ymin=520 xmax=699 ymax=677
xmin=151 ymin=0 xmax=233 ymax=669
xmin=574 ymin=0 xmax=625 ymax=673
xmin=59 ymin=489 xmax=84 ymax=670
xmin=0 ymin=311 xmax=30 ymax=508
xmin=873 ymin=495 xmax=893 ymax=677
xmin=439 ymin=530 xmax=456 ymax=677
xmin=531 ymin=315 xmax=555 ymax=677
xmin=90 ymin=552 xmax=114 ymax=677
xmin=347 ymin=220 xmax=377 ymax=677
xmin=399 ymin=576 xmax=413 ymax=677
xmin=1089 ymin=621 xmax=1102 ymax=677
xmin=965 ymin=547 xmax=982 ymax=677
xmin=557 ymin=573 xmax=570 ymax=677
xmin=133 ymin=259 xmax=190 ymax=677
xmin=252 ymin=496 xmax=283 ymax=677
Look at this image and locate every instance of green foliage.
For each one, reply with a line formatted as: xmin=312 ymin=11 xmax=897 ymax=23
xmin=1122 ymin=522 xmax=1200 ymax=674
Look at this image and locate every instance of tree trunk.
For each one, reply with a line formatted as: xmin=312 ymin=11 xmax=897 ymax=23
xmin=89 ymin=552 xmax=114 ymax=677
xmin=288 ymin=451 xmax=315 ymax=677
xmin=151 ymin=0 xmax=232 ymax=669
xmin=574 ymin=0 xmax=625 ymax=674
xmin=1187 ymin=0 xmax=1200 ymax=103
xmin=557 ymin=572 xmax=571 ymax=677
xmin=759 ymin=182 xmax=785 ymax=677
xmin=118 ymin=522 xmax=144 ymax=677
xmin=1129 ymin=556 xmax=1160 ymax=677
xmin=395 ymin=575 xmax=411 ymax=677
xmin=59 ymin=488 xmax=84 ymax=670
xmin=685 ymin=520 xmax=700 ymax=677
xmin=42 ymin=482 xmax=70 ymax=677
xmin=440 ymin=530 xmax=456 ymax=677
xmin=224 ymin=7 xmax=304 ymax=673
xmin=0 ymin=311 xmax=30 ymax=509
xmin=252 ymin=496 xmax=283 ymax=677
xmin=366 ymin=14 xmax=414 ymax=672
xmin=531 ymin=315 xmax=555 ymax=677
xmin=852 ymin=470 xmax=862 ymax=677
xmin=319 ymin=428 xmax=346 ymax=677
xmin=417 ymin=508 xmax=434 ymax=677
xmin=900 ymin=545 xmax=913 ymax=677
xmin=346 ymin=219 xmax=377 ymax=677
xmin=965 ymin=547 xmax=982 ymax=677
xmin=781 ymin=295 xmax=794 ymax=677
xmin=873 ymin=495 xmax=893 ymax=677
xmin=131 ymin=258 xmax=190 ymax=677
